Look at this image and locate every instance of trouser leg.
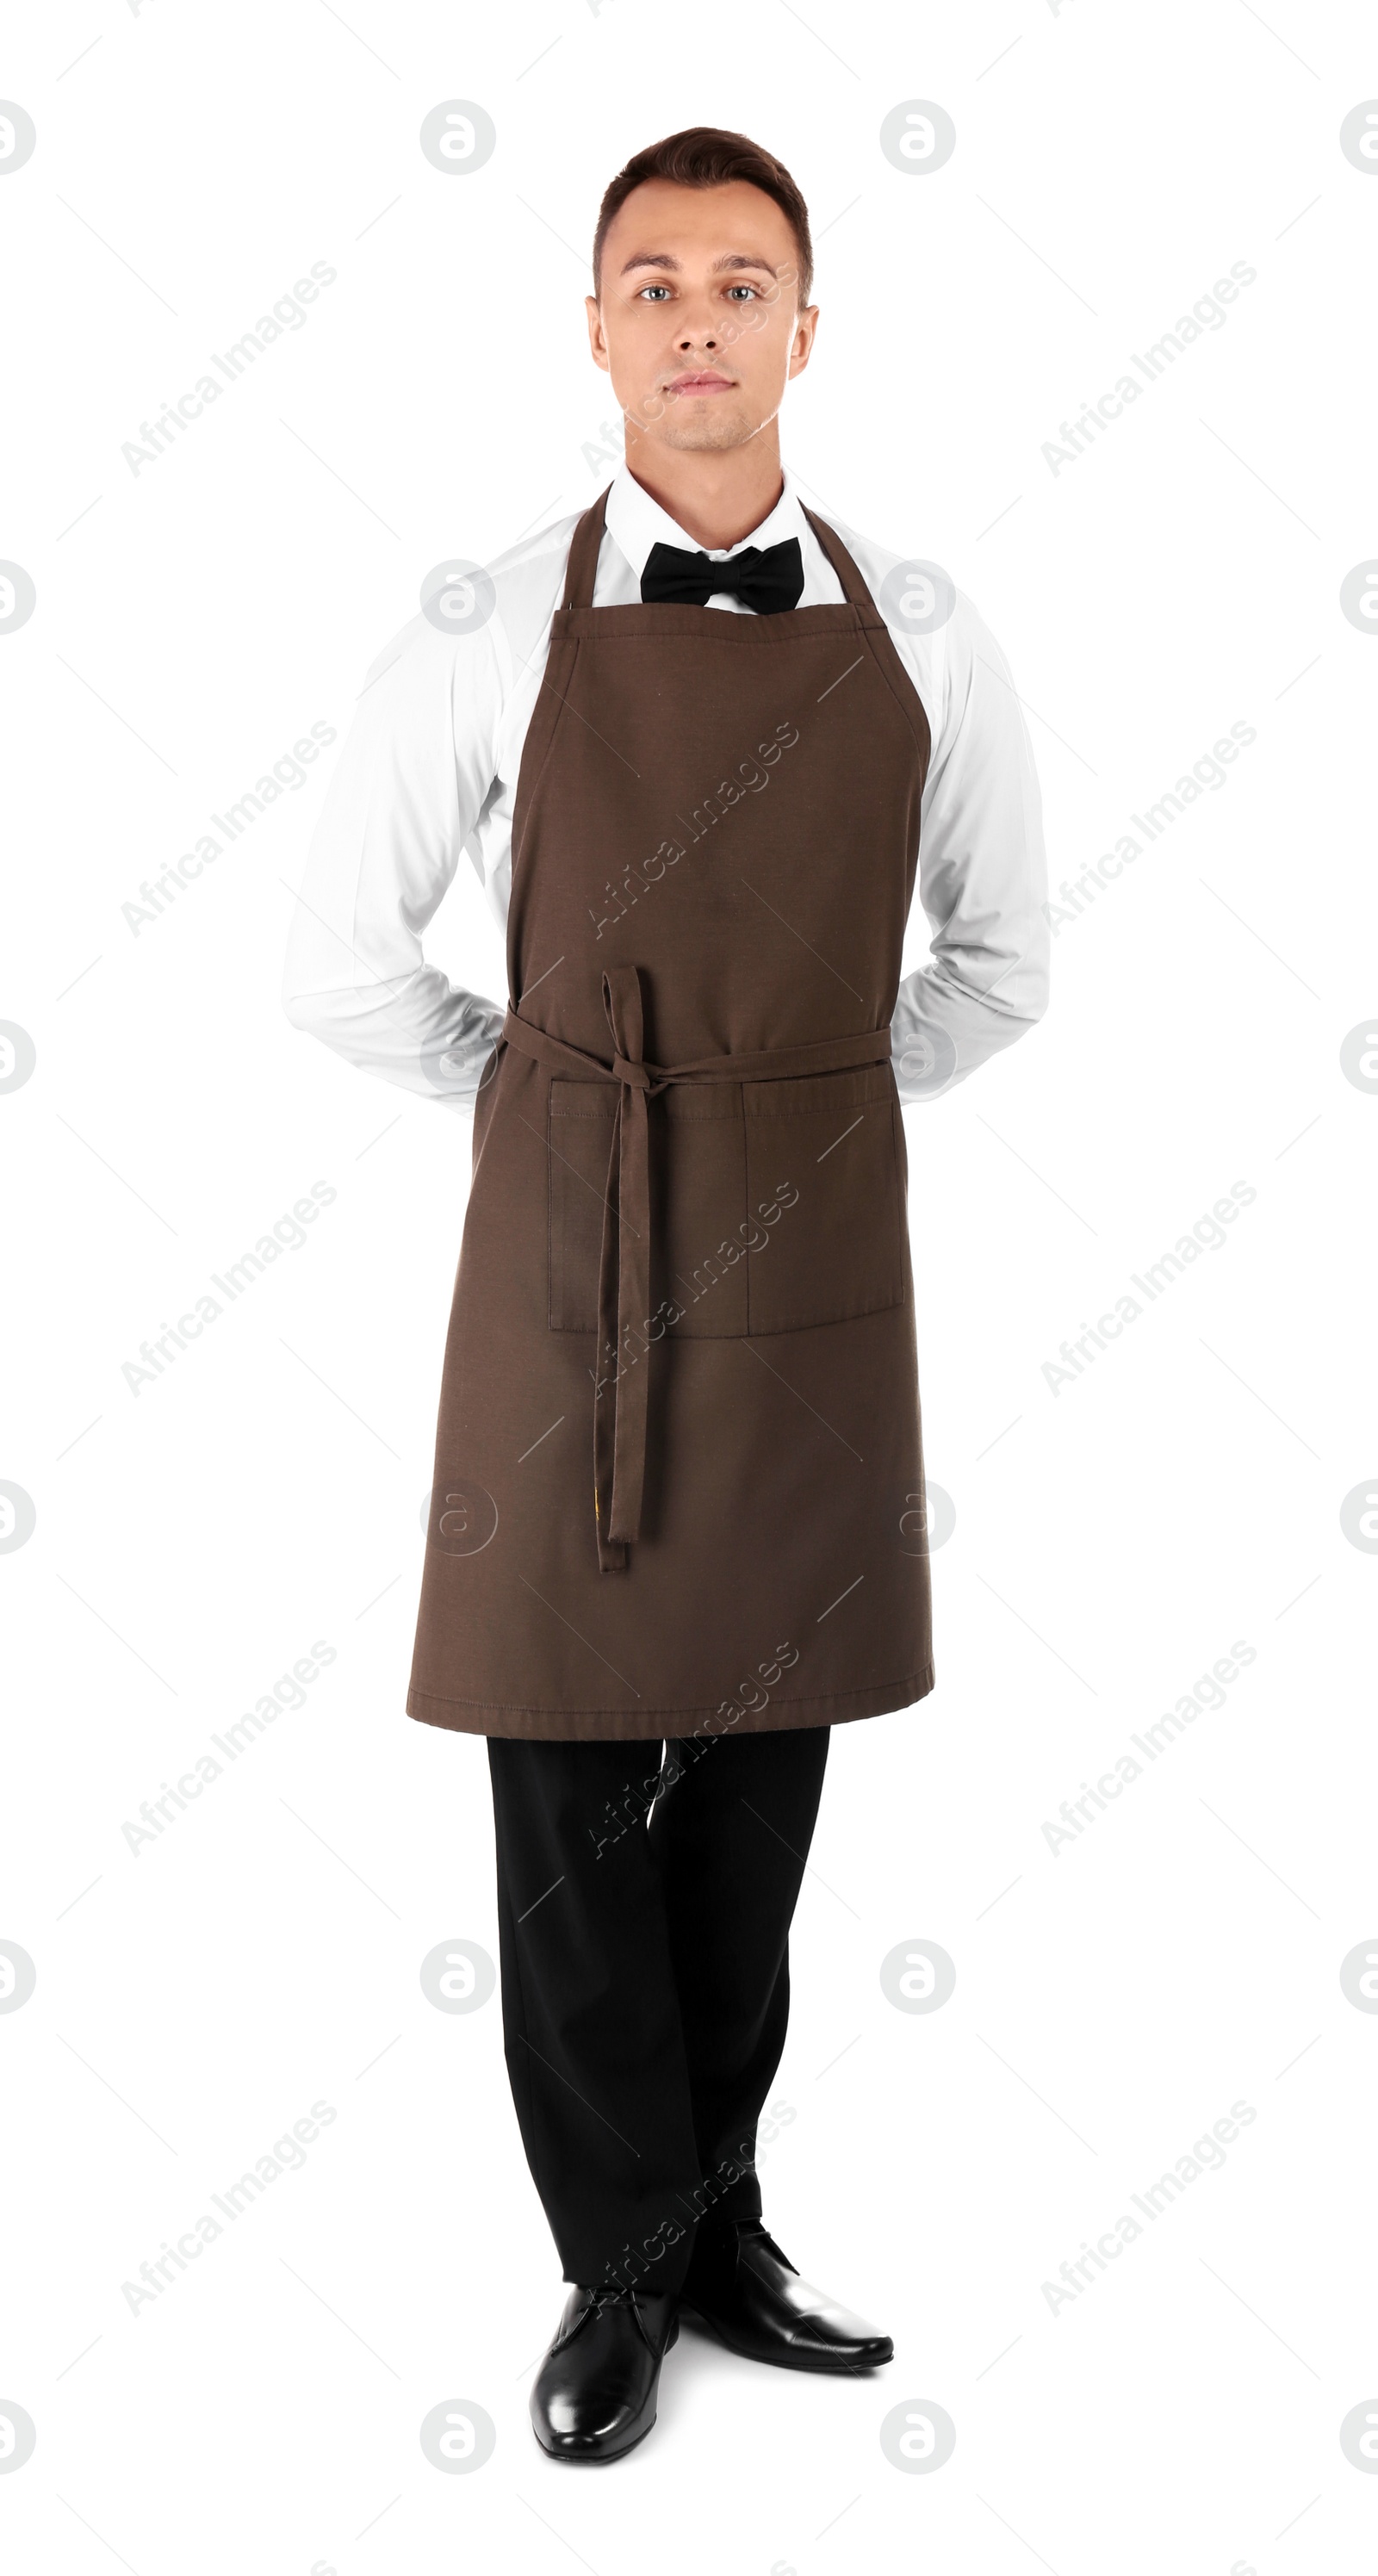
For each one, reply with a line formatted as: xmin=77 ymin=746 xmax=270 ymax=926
xmin=647 ymin=1723 xmax=830 ymax=2231
xmin=487 ymin=1732 xmax=698 ymax=2294
xmin=486 ymin=1723 xmax=831 ymax=2293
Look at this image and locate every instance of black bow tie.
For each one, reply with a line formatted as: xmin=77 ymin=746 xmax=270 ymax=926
xmin=641 ymin=535 xmax=804 ymax=614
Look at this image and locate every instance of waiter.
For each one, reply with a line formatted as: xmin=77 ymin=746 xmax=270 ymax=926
xmin=284 ymin=126 xmax=1048 ymax=2463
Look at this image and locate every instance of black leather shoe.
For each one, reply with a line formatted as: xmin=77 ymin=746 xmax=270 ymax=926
xmin=680 ymin=2219 xmax=893 ymax=2373
xmin=530 ymin=2283 xmax=680 ymax=2461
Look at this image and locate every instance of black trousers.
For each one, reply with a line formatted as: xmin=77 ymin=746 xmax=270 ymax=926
xmin=487 ymin=1723 xmax=830 ymax=2294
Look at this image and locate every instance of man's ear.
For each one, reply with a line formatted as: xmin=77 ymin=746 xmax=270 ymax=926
xmin=787 ymin=306 xmax=820 ymax=380
xmin=586 ymin=294 xmax=610 ymax=372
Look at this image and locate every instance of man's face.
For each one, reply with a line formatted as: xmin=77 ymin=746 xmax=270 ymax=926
xmin=587 ymin=178 xmax=817 ymax=454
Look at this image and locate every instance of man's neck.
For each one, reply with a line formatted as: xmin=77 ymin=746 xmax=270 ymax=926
xmin=621 ymin=430 xmax=786 ymax=552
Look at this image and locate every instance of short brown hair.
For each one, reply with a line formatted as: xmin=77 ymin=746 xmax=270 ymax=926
xmin=593 ymin=127 xmax=813 ymax=307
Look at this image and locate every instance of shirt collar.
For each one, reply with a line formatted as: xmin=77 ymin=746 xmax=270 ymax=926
xmin=604 ymin=460 xmax=809 ymax=580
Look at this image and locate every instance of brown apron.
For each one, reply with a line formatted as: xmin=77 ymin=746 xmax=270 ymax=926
xmin=407 ymin=485 xmax=934 ymax=1742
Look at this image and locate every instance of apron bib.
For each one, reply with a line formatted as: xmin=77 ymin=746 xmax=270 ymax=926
xmin=407 ymin=486 xmax=935 ymax=1741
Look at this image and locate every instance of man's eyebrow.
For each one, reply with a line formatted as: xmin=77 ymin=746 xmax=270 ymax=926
xmin=617 ymin=249 xmax=780 ymax=277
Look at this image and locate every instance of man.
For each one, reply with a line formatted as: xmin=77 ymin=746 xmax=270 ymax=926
xmin=283 ymin=126 xmax=1048 ymax=2462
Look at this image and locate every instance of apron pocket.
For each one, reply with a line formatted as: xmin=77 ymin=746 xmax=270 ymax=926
xmin=744 ymin=1065 xmax=905 ymax=1334
xmin=547 ymin=1080 xmax=617 ymax=1331
xmin=548 ymin=1067 xmax=903 ymax=1340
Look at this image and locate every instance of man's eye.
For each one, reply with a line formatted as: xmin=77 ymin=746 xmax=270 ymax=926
xmin=727 ymin=284 xmax=760 ymax=300
xmin=638 ymin=284 xmax=672 ymax=300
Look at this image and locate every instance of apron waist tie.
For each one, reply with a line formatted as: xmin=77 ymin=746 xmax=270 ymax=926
xmin=502 ymin=970 xmax=893 ymax=1571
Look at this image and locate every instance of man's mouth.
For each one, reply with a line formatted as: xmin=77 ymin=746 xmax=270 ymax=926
xmin=666 ymin=372 xmax=735 ymax=396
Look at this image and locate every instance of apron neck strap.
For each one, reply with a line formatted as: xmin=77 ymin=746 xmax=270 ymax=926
xmin=798 ymin=504 xmax=884 ymax=614
xmin=562 ymin=484 xmax=612 ymax=611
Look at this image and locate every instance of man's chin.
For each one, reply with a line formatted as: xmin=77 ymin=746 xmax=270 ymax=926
xmin=654 ymin=408 xmax=759 ymax=454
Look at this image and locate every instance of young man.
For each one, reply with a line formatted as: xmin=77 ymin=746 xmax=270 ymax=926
xmin=284 ymin=127 xmax=1048 ymax=2462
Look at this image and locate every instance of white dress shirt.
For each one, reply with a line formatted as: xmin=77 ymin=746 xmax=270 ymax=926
xmin=282 ymin=462 xmax=1049 ymax=1107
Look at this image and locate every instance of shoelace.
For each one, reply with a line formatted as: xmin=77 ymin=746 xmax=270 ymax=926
xmin=586 ymin=2284 xmax=639 ymax=2313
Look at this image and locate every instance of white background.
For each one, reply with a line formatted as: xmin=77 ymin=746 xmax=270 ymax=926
xmin=3 ymin=2 xmax=1376 ymax=2570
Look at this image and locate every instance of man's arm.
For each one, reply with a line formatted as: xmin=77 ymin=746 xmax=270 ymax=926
xmin=891 ymin=596 xmax=1050 ymax=1102
xmin=282 ymin=614 xmax=508 ymax=1109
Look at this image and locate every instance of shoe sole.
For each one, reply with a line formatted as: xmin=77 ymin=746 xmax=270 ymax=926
xmin=678 ymin=2300 xmax=892 ymax=2374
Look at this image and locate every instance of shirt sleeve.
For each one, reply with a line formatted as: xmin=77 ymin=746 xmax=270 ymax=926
xmin=890 ymin=595 xmax=1050 ymax=1102
xmin=281 ymin=612 xmax=509 ymax=1110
